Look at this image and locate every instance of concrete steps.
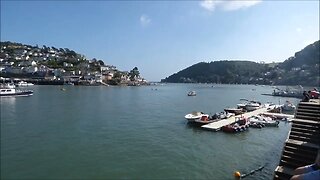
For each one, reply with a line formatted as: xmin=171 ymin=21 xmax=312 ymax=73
xmin=282 ymin=149 xmax=315 ymax=162
xmin=289 ymin=132 xmax=320 ymax=144
xmin=274 ymin=166 xmax=294 ymax=180
xmin=274 ymin=99 xmax=320 ymax=179
xmin=296 ymin=108 xmax=320 ymax=114
xmin=291 ymin=126 xmax=319 ymax=134
xmin=291 ymin=123 xmax=319 ymax=132
xmin=294 ymin=114 xmax=320 ymax=121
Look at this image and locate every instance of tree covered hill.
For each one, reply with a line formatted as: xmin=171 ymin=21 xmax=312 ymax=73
xmin=163 ymin=61 xmax=272 ymax=84
xmin=279 ymin=41 xmax=319 ymax=70
xmin=161 ymin=40 xmax=319 ymax=86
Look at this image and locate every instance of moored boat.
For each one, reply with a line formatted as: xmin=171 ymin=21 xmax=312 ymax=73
xmin=281 ymin=101 xmax=296 ymax=111
xmin=1 ymin=83 xmax=16 ymax=89
xmin=224 ymin=107 xmax=244 ymax=115
xmin=194 ymin=115 xmax=219 ymax=124
xmin=185 ymin=112 xmax=208 ymax=122
xmin=16 ymin=81 xmax=34 ymax=87
xmin=245 ymin=101 xmax=262 ymax=111
xmin=221 ymin=117 xmax=250 ymax=133
xmin=249 ymin=122 xmax=265 ymax=128
xmin=248 ymin=115 xmax=279 ymax=127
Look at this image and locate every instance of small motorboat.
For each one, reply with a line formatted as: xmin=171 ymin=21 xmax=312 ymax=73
xmin=237 ymin=103 xmax=247 ymax=109
xmin=249 ymin=122 xmax=265 ymax=128
xmin=187 ymin=91 xmax=196 ymax=96
xmin=220 ymin=112 xmax=235 ymax=119
xmin=221 ymin=117 xmax=250 ymax=133
xmin=281 ymin=101 xmax=296 ymax=111
xmin=248 ymin=115 xmax=279 ymax=127
xmin=267 ymin=104 xmax=282 ymax=113
xmin=2 ymin=83 xmax=16 ymax=89
xmin=224 ymin=107 xmax=244 ymax=115
xmin=185 ymin=112 xmax=208 ymax=122
xmin=245 ymin=101 xmax=262 ymax=111
xmin=194 ymin=115 xmax=219 ymax=124
xmin=238 ymin=99 xmax=262 ymax=111
xmin=211 ymin=111 xmax=235 ymax=120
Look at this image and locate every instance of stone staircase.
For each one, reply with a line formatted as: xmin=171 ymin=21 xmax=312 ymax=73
xmin=274 ymin=99 xmax=320 ymax=180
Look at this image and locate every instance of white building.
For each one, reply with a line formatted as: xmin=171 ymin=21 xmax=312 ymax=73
xmin=24 ymin=66 xmax=38 ymax=74
xmin=63 ymin=62 xmax=74 ymax=67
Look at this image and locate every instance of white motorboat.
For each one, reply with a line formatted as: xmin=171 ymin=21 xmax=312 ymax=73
xmin=187 ymin=91 xmax=196 ymax=96
xmin=0 ymin=87 xmax=33 ymax=97
xmin=1 ymin=83 xmax=16 ymax=89
xmin=281 ymin=101 xmax=296 ymax=111
xmin=185 ymin=112 xmax=208 ymax=122
xmin=194 ymin=115 xmax=219 ymax=124
xmin=16 ymin=81 xmax=34 ymax=87
xmin=245 ymin=101 xmax=262 ymax=111
xmin=248 ymin=115 xmax=279 ymax=127
xmin=237 ymin=103 xmax=247 ymax=109
xmin=224 ymin=107 xmax=244 ymax=115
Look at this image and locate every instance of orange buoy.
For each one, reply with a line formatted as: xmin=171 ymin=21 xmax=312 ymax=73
xmin=234 ymin=171 xmax=241 ymax=178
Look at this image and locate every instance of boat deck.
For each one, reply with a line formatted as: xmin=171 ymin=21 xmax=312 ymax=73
xmin=202 ymin=107 xmax=269 ymax=131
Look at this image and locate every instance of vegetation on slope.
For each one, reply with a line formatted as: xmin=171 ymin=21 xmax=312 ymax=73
xmin=162 ymin=40 xmax=319 ymax=86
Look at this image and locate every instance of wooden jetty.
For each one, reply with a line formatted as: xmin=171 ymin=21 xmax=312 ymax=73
xmin=202 ymin=107 xmax=269 ymax=131
xmin=274 ymin=99 xmax=320 ymax=179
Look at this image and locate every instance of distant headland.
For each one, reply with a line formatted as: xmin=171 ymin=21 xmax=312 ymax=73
xmin=161 ymin=40 xmax=319 ymax=86
xmin=0 ymin=41 xmax=149 ymax=86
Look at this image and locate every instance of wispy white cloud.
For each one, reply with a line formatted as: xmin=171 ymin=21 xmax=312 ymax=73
xmin=140 ymin=14 xmax=151 ymax=27
xmin=222 ymin=0 xmax=262 ymax=11
xmin=200 ymin=0 xmax=262 ymax=12
xmin=200 ymin=0 xmax=222 ymax=12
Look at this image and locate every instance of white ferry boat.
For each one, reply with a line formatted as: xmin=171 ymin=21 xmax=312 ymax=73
xmin=16 ymin=81 xmax=34 ymax=87
xmin=0 ymin=84 xmax=33 ymax=97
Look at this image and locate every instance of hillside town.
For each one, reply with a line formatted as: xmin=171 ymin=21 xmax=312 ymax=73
xmin=0 ymin=41 xmax=149 ymax=86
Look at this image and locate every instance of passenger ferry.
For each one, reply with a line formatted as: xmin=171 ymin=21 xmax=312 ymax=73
xmin=0 ymin=84 xmax=33 ymax=97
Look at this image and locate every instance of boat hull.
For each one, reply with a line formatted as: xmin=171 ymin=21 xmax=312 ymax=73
xmin=222 ymin=118 xmax=249 ymax=133
xmin=0 ymin=91 xmax=33 ymax=97
xmin=185 ymin=113 xmax=209 ymax=122
xmin=224 ymin=108 xmax=244 ymax=115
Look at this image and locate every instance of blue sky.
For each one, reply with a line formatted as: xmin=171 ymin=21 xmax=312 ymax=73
xmin=1 ymin=1 xmax=319 ymax=81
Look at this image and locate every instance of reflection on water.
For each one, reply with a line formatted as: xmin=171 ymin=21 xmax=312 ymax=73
xmin=0 ymin=97 xmax=17 ymax=125
xmin=0 ymin=96 xmax=17 ymax=105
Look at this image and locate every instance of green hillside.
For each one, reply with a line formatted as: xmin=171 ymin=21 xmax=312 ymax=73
xmin=162 ymin=40 xmax=320 ymax=86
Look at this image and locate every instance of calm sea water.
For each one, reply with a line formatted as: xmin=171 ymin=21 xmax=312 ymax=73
xmin=1 ymin=84 xmax=300 ymax=180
